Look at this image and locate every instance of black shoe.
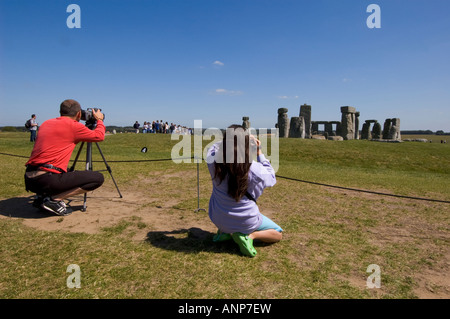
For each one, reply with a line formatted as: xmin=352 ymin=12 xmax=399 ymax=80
xmin=32 ymin=195 xmax=44 ymax=208
xmin=41 ymin=197 xmax=72 ymax=216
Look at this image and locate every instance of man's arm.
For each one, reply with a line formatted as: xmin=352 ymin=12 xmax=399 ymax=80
xmin=73 ymin=110 xmax=105 ymax=143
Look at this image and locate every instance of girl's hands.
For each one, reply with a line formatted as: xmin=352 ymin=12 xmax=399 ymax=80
xmin=250 ymin=135 xmax=262 ymax=156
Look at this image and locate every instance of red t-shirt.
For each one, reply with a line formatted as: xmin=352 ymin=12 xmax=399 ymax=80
xmin=26 ymin=116 xmax=105 ymax=173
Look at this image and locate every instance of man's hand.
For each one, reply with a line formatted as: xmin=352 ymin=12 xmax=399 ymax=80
xmin=93 ymin=109 xmax=104 ymax=121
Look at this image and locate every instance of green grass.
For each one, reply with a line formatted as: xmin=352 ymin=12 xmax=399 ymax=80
xmin=278 ymin=137 xmax=450 ymax=200
xmin=0 ymin=132 xmax=449 ymax=299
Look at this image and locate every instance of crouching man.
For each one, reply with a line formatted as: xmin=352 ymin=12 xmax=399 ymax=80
xmin=24 ymin=99 xmax=105 ymax=216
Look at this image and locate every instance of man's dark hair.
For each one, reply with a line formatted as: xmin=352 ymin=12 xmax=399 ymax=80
xmin=60 ymin=99 xmax=81 ymax=117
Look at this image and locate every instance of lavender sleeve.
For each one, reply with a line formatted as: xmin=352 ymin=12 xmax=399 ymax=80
xmin=246 ymin=154 xmax=276 ymax=201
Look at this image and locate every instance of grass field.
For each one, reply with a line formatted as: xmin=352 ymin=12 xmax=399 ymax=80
xmin=0 ymin=131 xmax=449 ymax=299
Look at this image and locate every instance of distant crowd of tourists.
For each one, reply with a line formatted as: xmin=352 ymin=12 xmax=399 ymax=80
xmin=132 ymin=120 xmax=192 ymax=134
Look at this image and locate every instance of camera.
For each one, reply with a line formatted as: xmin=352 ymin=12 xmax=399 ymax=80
xmin=250 ymin=135 xmax=258 ymax=152
xmin=81 ymin=108 xmax=104 ymax=129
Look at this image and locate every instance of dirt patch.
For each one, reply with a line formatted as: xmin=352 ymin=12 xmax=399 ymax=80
xmin=0 ymin=183 xmax=216 ymax=241
xmin=413 ymin=249 xmax=450 ymax=299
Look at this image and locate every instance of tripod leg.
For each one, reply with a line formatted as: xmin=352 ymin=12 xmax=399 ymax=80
xmin=95 ymin=142 xmax=123 ymax=198
xmin=82 ymin=194 xmax=87 ymax=212
xmin=69 ymin=142 xmax=84 ymax=172
xmin=82 ymin=142 xmax=93 ymax=212
xmin=79 ymin=141 xmax=122 ymax=212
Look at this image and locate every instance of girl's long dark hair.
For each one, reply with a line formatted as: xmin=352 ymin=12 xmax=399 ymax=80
xmin=214 ymin=125 xmax=252 ymax=202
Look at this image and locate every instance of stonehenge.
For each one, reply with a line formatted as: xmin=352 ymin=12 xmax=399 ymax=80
xmin=361 ymin=120 xmax=379 ymax=140
xmin=311 ymin=121 xmax=340 ymax=137
xmin=277 ymin=108 xmax=290 ymax=138
xmin=361 ymin=122 xmax=370 ymax=140
xmin=299 ymin=104 xmax=312 ymax=139
xmin=361 ymin=118 xmax=401 ymax=141
xmin=242 ymin=116 xmax=250 ymax=130
xmin=382 ymin=118 xmax=401 ymax=140
xmin=382 ymin=119 xmax=391 ymax=139
xmin=355 ymin=112 xmax=360 ymax=140
xmin=386 ymin=118 xmax=401 ymax=141
xmin=372 ymin=121 xmax=382 ymax=139
xmin=289 ymin=116 xmax=305 ymax=138
xmin=340 ymin=106 xmax=358 ymax=140
xmin=275 ymin=104 xmax=401 ymax=142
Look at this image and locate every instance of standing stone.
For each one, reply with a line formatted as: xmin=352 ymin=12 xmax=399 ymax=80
xmin=330 ymin=121 xmax=340 ymax=136
xmin=355 ymin=112 xmax=360 ymax=139
xmin=361 ymin=122 xmax=370 ymax=140
xmin=299 ymin=104 xmax=312 ymax=138
xmin=277 ymin=108 xmax=290 ymax=138
xmin=325 ymin=122 xmax=333 ymax=136
xmin=311 ymin=122 xmax=319 ymax=135
xmin=382 ymin=119 xmax=392 ymax=139
xmin=340 ymin=106 xmax=357 ymax=140
xmin=372 ymin=121 xmax=382 ymax=139
xmin=242 ymin=116 xmax=250 ymax=130
xmin=289 ymin=116 xmax=305 ymax=138
xmin=388 ymin=118 xmax=401 ymax=140
xmin=336 ymin=122 xmax=342 ymax=137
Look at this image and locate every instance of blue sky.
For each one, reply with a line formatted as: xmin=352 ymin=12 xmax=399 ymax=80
xmin=0 ymin=0 xmax=449 ymax=131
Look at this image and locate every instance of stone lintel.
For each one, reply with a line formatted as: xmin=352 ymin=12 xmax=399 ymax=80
xmin=340 ymin=106 xmax=356 ymax=113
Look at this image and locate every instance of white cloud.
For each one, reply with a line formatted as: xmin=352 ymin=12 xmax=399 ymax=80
xmin=213 ymin=88 xmax=243 ymax=96
xmin=278 ymin=95 xmax=299 ymax=99
xmin=212 ymin=60 xmax=224 ymax=67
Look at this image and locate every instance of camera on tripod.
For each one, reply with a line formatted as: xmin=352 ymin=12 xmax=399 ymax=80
xmin=81 ymin=108 xmax=104 ymax=129
xmin=70 ymin=107 xmax=121 ymax=211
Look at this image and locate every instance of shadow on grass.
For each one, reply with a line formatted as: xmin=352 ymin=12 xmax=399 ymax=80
xmin=145 ymin=228 xmax=273 ymax=256
xmin=0 ymin=195 xmax=84 ymax=219
xmin=145 ymin=228 xmax=236 ymax=255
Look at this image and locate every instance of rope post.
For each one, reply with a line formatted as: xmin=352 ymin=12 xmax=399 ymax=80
xmin=194 ymin=155 xmax=206 ymax=213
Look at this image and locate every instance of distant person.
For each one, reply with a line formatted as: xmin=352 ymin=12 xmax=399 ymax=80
xmin=206 ymin=124 xmax=282 ymax=257
xmin=148 ymin=121 xmax=153 ymax=133
xmin=24 ymin=99 xmax=105 ymax=216
xmin=29 ymin=114 xmax=38 ymax=142
xmin=133 ymin=121 xmax=140 ymax=133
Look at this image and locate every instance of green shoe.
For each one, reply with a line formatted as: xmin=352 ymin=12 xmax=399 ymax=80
xmin=231 ymin=233 xmax=257 ymax=257
xmin=213 ymin=231 xmax=232 ymax=242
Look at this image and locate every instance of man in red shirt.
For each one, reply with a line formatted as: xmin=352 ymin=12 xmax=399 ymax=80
xmin=25 ymin=99 xmax=106 ymax=216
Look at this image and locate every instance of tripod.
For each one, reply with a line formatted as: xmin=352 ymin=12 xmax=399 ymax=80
xmin=70 ymin=141 xmax=122 ymax=212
